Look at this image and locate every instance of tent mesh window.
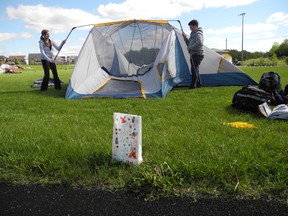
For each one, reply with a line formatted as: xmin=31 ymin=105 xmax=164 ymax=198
xmin=93 ymin=21 xmax=173 ymax=77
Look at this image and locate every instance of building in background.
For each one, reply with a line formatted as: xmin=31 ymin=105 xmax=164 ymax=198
xmin=7 ymin=55 xmax=28 ymax=65
xmin=67 ymin=56 xmax=77 ymax=64
xmin=0 ymin=55 xmax=7 ymax=63
xmin=28 ymin=53 xmax=42 ymax=65
xmin=28 ymin=53 xmax=77 ymax=65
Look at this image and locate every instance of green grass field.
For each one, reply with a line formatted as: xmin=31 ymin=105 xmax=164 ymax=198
xmin=0 ymin=65 xmax=287 ymax=201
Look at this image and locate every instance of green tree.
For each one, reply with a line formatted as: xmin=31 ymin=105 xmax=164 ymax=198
xmin=276 ymin=39 xmax=288 ymax=57
xmin=15 ymin=58 xmax=20 ymax=65
xmin=253 ymin=51 xmax=267 ymax=59
xmin=269 ymin=42 xmax=280 ymax=57
xmin=284 ymin=57 xmax=288 ymax=65
xmin=271 ymin=53 xmax=278 ymax=66
xmin=228 ymin=49 xmax=241 ymax=64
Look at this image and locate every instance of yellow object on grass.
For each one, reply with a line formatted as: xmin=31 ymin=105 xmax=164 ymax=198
xmin=224 ymin=122 xmax=257 ymax=129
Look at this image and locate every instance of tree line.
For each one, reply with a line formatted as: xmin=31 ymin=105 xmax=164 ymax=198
xmin=228 ymin=38 xmax=288 ymax=65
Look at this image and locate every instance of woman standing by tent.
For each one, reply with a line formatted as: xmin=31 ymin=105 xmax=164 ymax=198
xmin=182 ymin=19 xmax=204 ymax=89
xmin=39 ymin=29 xmax=66 ymax=91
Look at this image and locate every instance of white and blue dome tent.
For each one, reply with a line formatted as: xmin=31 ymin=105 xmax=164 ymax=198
xmin=65 ymin=19 xmax=257 ymax=99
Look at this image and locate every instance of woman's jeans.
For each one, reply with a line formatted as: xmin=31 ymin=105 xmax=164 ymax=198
xmin=41 ymin=60 xmax=61 ymax=91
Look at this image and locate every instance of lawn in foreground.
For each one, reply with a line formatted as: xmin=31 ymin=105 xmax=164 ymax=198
xmin=0 ymin=65 xmax=287 ymax=200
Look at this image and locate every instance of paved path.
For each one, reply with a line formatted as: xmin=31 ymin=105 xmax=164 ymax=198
xmin=1 ymin=183 xmax=287 ymax=216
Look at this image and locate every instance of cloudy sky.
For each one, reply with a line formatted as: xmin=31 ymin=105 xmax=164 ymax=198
xmin=0 ymin=0 xmax=287 ymax=57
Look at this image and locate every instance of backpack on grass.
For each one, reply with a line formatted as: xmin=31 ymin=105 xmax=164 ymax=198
xmin=258 ymin=71 xmax=286 ymax=105
xmin=284 ymin=84 xmax=288 ymax=96
xmin=258 ymin=71 xmax=281 ymax=93
xmin=232 ymin=85 xmax=273 ymax=112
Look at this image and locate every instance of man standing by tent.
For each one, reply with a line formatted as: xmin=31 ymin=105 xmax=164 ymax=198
xmin=183 ymin=19 xmax=204 ymax=89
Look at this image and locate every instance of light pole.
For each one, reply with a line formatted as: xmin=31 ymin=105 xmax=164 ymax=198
xmin=238 ymin=12 xmax=245 ymax=66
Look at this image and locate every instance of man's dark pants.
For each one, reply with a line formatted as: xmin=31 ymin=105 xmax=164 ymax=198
xmin=190 ymin=55 xmax=204 ymax=89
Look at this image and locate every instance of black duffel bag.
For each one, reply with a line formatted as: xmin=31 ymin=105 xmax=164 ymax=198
xmin=232 ymin=85 xmax=273 ymax=112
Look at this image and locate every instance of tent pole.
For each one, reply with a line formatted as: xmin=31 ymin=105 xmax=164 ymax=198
xmin=54 ymin=24 xmax=94 ymax=60
xmin=177 ymin=20 xmax=184 ymax=32
xmin=168 ymin=19 xmax=184 ymax=32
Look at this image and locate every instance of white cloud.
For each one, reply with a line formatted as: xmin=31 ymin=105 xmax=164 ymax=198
xmin=19 ymin=32 xmax=33 ymax=39
xmin=0 ymin=32 xmax=33 ymax=42
xmin=177 ymin=0 xmax=259 ymax=10
xmin=247 ymin=31 xmax=275 ymax=40
xmin=205 ymin=26 xmax=240 ymax=35
xmin=201 ymin=0 xmax=259 ymax=8
xmin=97 ymin=0 xmax=185 ymax=19
xmin=244 ymin=22 xmax=278 ymax=34
xmin=5 ymin=0 xmax=260 ymax=33
xmin=6 ymin=4 xmax=108 ymax=34
xmin=97 ymin=0 xmax=259 ymax=19
xmin=206 ymin=22 xmax=278 ymax=36
xmin=0 ymin=33 xmax=17 ymax=42
xmin=267 ymin=12 xmax=288 ymax=26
